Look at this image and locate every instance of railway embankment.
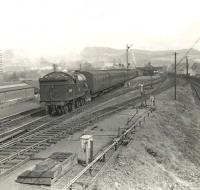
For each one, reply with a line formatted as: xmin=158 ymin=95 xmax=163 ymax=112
xmin=94 ymin=79 xmax=200 ymax=190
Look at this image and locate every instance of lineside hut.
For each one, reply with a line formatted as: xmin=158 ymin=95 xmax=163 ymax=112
xmin=136 ymin=62 xmax=163 ymax=76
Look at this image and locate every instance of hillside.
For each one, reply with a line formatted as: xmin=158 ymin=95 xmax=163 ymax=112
xmin=81 ymin=47 xmax=200 ymax=72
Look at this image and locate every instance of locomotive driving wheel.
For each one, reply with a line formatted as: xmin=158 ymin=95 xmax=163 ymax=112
xmin=68 ymin=103 xmax=73 ymax=112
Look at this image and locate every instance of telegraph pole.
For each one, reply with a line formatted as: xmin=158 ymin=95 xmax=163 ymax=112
xmin=150 ymin=72 xmax=153 ymax=88
xmin=0 ymin=50 xmax=3 ymax=81
xmin=126 ymin=44 xmax=131 ymax=87
xmin=126 ymin=44 xmax=131 ymax=70
xmin=174 ymin=52 xmax=177 ymax=100
xmin=186 ymin=56 xmax=189 ymax=76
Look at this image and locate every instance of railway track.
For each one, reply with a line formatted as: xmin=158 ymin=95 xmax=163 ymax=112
xmin=0 ymin=107 xmax=43 ymax=125
xmin=0 ymin=77 xmax=163 ymax=144
xmin=0 ymin=108 xmax=46 ymax=143
xmin=56 ymin=77 xmax=174 ymax=190
xmin=0 ymin=101 xmax=136 ymax=176
xmin=0 ymin=76 xmax=169 ymax=177
xmin=190 ymin=79 xmax=200 ymax=102
xmin=0 ymin=115 xmax=52 ymax=144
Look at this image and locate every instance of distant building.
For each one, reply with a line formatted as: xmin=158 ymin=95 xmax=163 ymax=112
xmin=136 ymin=62 xmax=163 ymax=75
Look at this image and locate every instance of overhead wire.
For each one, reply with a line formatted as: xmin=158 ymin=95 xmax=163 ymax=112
xmin=129 ymin=37 xmax=200 ymax=70
xmin=176 ymin=37 xmax=200 ymax=67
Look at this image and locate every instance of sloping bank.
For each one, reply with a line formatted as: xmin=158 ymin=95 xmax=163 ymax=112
xmin=94 ymin=79 xmax=200 ymax=190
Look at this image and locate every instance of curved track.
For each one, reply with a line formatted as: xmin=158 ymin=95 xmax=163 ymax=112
xmin=0 ymin=107 xmax=43 ymax=124
xmin=190 ymin=79 xmax=200 ymax=102
xmin=56 ymin=76 xmax=174 ymax=190
xmin=0 ymin=76 xmax=170 ymax=176
xmin=0 ymin=108 xmax=45 ymax=143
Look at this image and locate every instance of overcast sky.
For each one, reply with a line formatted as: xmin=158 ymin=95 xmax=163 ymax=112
xmin=0 ymin=0 xmax=200 ymax=57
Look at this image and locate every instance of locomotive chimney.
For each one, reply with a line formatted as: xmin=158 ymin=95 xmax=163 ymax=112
xmin=53 ymin=64 xmax=57 ymax=72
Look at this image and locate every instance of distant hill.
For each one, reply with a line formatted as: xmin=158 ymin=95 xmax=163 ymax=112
xmin=81 ymin=47 xmax=200 ymax=72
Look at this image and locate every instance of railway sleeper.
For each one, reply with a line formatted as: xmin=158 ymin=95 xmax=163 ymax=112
xmin=13 ymin=145 xmax=32 ymax=149
xmin=35 ymin=146 xmax=47 ymax=150
xmin=5 ymin=146 xmax=24 ymax=150
xmin=47 ymin=139 xmax=59 ymax=144
xmin=22 ymin=152 xmax=34 ymax=156
xmin=47 ymin=138 xmax=60 ymax=143
xmin=2 ymin=148 xmax=22 ymax=152
xmin=52 ymin=131 xmax=67 ymax=135
xmin=0 ymin=152 xmax=12 ymax=156
xmin=0 ymin=165 xmax=12 ymax=169
xmin=55 ymin=133 xmax=66 ymax=137
xmin=45 ymin=131 xmax=60 ymax=135
xmin=36 ymin=134 xmax=54 ymax=138
xmin=17 ymin=142 xmax=35 ymax=146
xmin=23 ymin=140 xmax=41 ymax=144
xmin=15 ymin=155 xmax=28 ymax=160
xmin=3 ymin=160 xmax=20 ymax=166
xmin=29 ymin=137 xmax=47 ymax=141
xmin=29 ymin=149 xmax=40 ymax=153
xmin=44 ymin=133 xmax=63 ymax=137
xmin=34 ymin=142 xmax=50 ymax=147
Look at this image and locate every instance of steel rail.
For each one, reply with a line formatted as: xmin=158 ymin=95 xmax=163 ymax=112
xmin=0 ymin=100 xmax=138 ymax=169
xmin=0 ymin=116 xmax=48 ymax=139
xmin=190 ymin=80 xmax=200 ymax=101
xmin=59 ymin=78 xmax=175 ymax=190
xmin=0 ymin=77 xmax=163 ymax=150
xmin=0 ymin=76 xmax=167 ymax=175
xmin=0 ymin=115 xmax=65 ymax=150
xmin=0 ymin=107 xmax=43 ymax=123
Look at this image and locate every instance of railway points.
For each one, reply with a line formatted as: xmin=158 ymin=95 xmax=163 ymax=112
xmin=1 ymin=76 xmax=162 ymax=169
xmin=0 ymin=73 xmax=199 ymax=190
xmin=0 ymin=75 xmax=171 ymax=187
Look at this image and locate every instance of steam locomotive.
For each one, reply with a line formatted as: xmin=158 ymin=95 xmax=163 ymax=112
xmin=39 ymin=69 xmax=138 ymax=115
